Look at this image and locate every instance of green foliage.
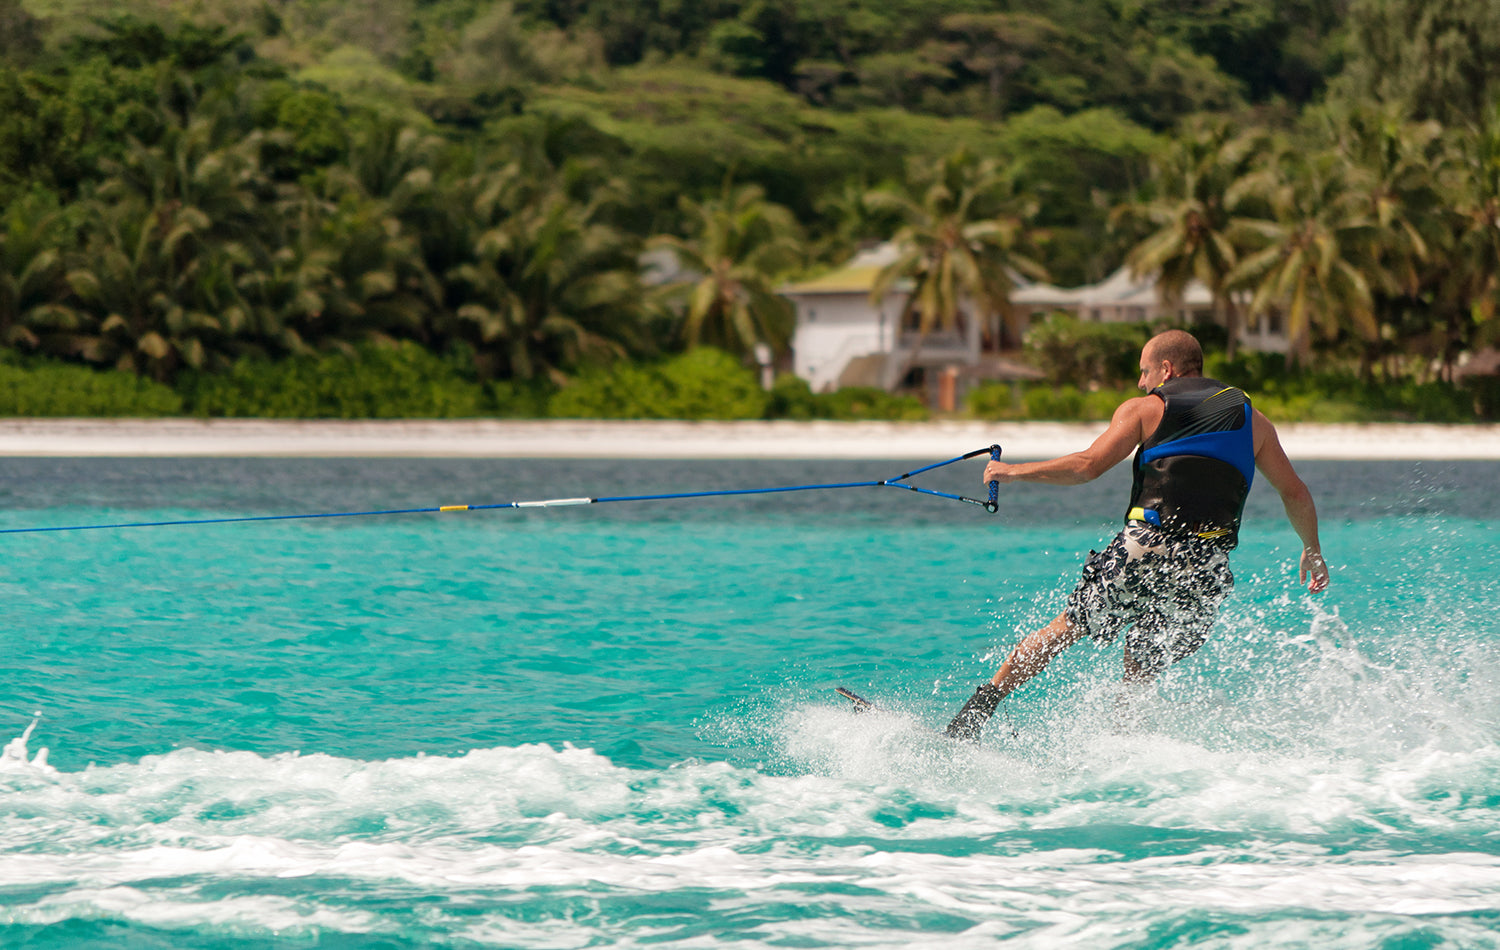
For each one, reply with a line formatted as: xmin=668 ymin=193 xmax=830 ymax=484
xmin=548 ymin=348 xmax=771 ymax=420
xmin=0 ymin=0 xmax=43 ymax=65
xmin=63 ymin=14 xmax=247 ymax=70
xmin=966 ymin=383 xmax=1126 ymax=421
xmin=1466 ymin=376 xmax=1500 ymax=421
xmin=1208 ymin=351 xmax=1479 ymax=423
xmin=964 ymin=381 xmax=1020 ymax=420
xmin=1034 ymin=385 xmax=1125 ymax=421
xmin=0 ymin=354 xmax=182 ymax=415
xmin=254 ymin=81 xmax=350 ymax=180
xmin=649 ymin=181 xmax=801 ymax=357
xmin=1336 ymin=0 xmax=1500 ymax=129
xmin=769 ymin=373 xmax=929 ymax=420
xmin=487 ymin=377 xmax=554 ymax=417
xmin=0 ymin=60 xmax=161 ymax=203
xmin=870 ymin=147 xmax=1046 ymax=348
xmin=183 ymin=342 xmax=488 ymax=418
xmin=1024 ymin=313 xmax=1149 ymax=388
xmin=817 ymin=386 xmax=929 ymax=421
xmin=0 ymin=0 xmax=1495 ymax=425
xmin=767 ymin=372 xmax=822 ymax=419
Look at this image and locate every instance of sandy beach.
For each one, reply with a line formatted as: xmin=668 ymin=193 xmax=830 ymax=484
xmin=0 ymin=417 xmax=1497 ymax=459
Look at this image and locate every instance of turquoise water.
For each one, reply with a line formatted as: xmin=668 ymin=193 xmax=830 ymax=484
xmin=3 ymin=456 xmax=1499 ymax=948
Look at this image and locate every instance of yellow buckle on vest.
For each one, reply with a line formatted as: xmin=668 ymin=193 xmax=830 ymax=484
xmin=1127 ymin=506 xmax=1230 ymax=540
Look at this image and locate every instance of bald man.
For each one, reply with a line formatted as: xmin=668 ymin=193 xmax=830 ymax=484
xmin=946 ymin=329 xmax=1330 ymax=740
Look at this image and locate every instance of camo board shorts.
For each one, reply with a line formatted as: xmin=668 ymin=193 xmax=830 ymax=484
xmin=1064 ymin=523 xmax=1234 ymax=675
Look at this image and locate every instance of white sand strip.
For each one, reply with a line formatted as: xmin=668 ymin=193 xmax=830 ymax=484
xmin=0 ymin=418 xmax=1498 ymax=460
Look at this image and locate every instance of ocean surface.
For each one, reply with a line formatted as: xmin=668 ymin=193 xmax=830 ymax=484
xmin=2 ymin=453 xmax=1498 ymax=948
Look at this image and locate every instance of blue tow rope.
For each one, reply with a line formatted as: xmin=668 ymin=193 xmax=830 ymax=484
xmin=0 ymin=445 xmax=1003 ymax=536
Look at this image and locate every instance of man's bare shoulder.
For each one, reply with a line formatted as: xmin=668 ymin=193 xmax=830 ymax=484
xmin=1250 ymin=407 xmax=1277 ymax=456
xmin=1112 ymin=392 xmax=1165 ymax=443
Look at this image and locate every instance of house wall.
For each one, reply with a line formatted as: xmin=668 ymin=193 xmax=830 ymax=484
xmin=1239 ymin=309 xmax=1291 ymax=354
xmin=790 ymin=292 xmax=900 ymax=393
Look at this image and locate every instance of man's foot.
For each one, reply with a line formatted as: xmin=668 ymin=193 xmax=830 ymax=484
xmin=944 ymin=683 xmax=1004 ymax=741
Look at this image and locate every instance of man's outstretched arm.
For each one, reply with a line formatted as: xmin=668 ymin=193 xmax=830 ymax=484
xmin=1252 ymin=410 xmax=1329 ymax=592
xmin=983 ymin=396 xmax=1160 ymax=486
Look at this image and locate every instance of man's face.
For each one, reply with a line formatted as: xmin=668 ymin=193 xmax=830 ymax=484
xmin=1138 ymin=349 xmax=1172 ymax=392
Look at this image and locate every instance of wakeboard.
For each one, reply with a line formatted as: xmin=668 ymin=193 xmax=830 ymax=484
xmin=834 ymin=685 xmax=1014 ymax=741
xmin=835 ymin=685 xmax=958 ymax=739
xmin=834 ymin=685 xmax=877 ymax=713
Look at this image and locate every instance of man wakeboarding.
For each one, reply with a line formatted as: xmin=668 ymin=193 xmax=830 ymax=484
xmin=945 ymin=329 xmax=1330 ymax=740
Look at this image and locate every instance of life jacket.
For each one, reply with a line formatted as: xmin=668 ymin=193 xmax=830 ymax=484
xmin=1126 ymin=376 xmax=1255 ymax=548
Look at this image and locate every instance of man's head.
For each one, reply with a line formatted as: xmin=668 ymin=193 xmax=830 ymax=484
xmin=1137 ymin=329 xmax=1204 ymax=392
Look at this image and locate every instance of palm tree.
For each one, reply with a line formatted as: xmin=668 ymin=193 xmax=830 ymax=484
xmin=869 ymin=148 xmax=1045 ymax=352
xmin=0 ymin=192 xmax=86 ymax=353
xmin=1225 ymin=146 xmax=1379 ymax=366
xmin=814 ymin=177 xmax=901 ymax=263
xmin=240 ymin=185 xmax=441 ymax=359
xmin=235 ymin=189 xmax=338 ymax=358
xmin=648 ymin=181 xmax=803 ymax=358
xmin=1435 ymin=120 xmax=1500 ymax=379
xmin=448 ymin=152 xmax=645 ymax=382
xmin=1115 ymin=120 xmax=1267 ymax=357
xmin=1317 ymin=104 xmax=1444 ymax=377
xmin=63 ymin=117 xmax=271 ymax=378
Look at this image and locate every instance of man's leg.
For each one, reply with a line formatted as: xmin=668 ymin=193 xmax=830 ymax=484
xmin=945 ymin=611 xmax=1087 ymax=739
xmin=1122 ymin=648 xmax=1156 ymax=685
xmin=1114 ymin=622 xmax=1212 ymax=729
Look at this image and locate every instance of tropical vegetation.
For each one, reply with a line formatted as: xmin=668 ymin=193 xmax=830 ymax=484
xmin=0 ymin=0 xmax=1496 ymax=421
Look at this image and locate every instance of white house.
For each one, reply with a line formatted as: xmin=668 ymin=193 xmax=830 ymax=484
xmin=1012 ymin=267 xmax=1290 ymax=354
xmin=781 ymin=243 xmax=999 ymax=394
xmin=782 ymin=245 xmax=1289 ymax=394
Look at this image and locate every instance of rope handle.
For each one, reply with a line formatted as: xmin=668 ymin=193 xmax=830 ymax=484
xmin=985 ymin=444 xmax=1002 ymax=514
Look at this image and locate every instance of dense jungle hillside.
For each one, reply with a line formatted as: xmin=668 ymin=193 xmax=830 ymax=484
xmin=1 ymin=0 xmax=1499 ymax=420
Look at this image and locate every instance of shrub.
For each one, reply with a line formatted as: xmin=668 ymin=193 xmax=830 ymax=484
xmin=969 ymin=382 xmax=1123 ymax=421
xmin=1466 ymin=376 xmax=1500 ymax=421
xmin=1025 ymin=313 xmax=1148 ymax=388
xmin=488 ymin=378 xmax=554 ymax=418
xmin=549 ymin=348 xmax=772 ymax=420
xmin=1024 ymin=385 xmax=1086 ymax=419
xmin=0 ymin=357 xmax=182 ymax=416
xmin=183 ymin=342 xmax=487 ymax=418
xmin=966 ymin=382 xmax=1022 ymax=420
xmin=767 ymin=372 xmax=821 ymax=420
xmin=816 ymin=386 xmax=929 ymax=421
xmin=766 ymin=373 xmax=929 ymax=421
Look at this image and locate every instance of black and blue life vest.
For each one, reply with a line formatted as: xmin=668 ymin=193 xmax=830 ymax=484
xmin=1126 ymin=376 xmax=1255 ymax=548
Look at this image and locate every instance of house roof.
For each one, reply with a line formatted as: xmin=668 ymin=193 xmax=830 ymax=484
xmin=1011 ymin=281 xmax=1086 ymax=306
xmin=781 ymin=242 xmax=907 ymax=296
xmin=1012 ymin=266 xmax=1214 ymax=309
xmin=781 ymin=264 xmax=889 ymax=295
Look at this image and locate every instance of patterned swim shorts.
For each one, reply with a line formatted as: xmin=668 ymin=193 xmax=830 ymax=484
xmin=1064 ymin=523 xmax=1234 ymax=675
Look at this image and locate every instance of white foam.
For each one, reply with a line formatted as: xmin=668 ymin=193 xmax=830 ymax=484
xmin=0 ymin=714 xmax=56 ymax=776
xmin=5 ymin=627 xmax=1499 ymax=949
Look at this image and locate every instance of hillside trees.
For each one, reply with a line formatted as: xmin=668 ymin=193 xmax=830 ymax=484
xmin=1226 ymin=145 xmax=1379 ymax=366
xmin=1337 ymin=0 xmax=1500 ymax=129
xmin=648 ymin=182 xmax=802 ymax=358
xmin=870 ymin=149 xmax=1046 ymax=349
xmin=1 ymin=0 xmax=1499 ymax=420
xmin=1116 ymin=120 xmax=1267 ymax=356
xmin=449 ymin=147 xmax=646 ymax=381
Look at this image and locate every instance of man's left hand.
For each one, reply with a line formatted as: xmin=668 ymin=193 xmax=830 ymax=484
xmin=1300 ymin=549 xmax=1330 ymax=593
